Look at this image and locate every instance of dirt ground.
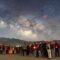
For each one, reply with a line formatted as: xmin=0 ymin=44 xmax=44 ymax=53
xmin=0 ymin=55 xmax=59 ymax=60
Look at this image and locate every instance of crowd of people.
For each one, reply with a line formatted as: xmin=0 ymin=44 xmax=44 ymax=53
xmin=0 ymin=41 xmax=60 ymax=59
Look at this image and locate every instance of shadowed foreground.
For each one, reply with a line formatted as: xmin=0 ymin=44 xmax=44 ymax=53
xmin=0 ymin=55 xmax=59 ymax=60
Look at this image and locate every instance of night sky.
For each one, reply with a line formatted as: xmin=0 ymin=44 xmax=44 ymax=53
xmin=0 ymin=0 xmax=60 ymax=41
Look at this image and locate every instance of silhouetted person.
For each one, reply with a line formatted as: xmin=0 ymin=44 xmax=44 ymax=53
xmin=41 ymin=42 xmax=48 ymax=57
xmin=22 ymin=46 xmax=26 ymax=56
xmin=26 ymin=45 xmax=30 ymax=56
xmin=36 ymin=48 xmax=39 ymax=57
xmin=0 ymin=46 xmax=2 ymax=54
xmin=54 ymin=43 xmax=59 ymax=57
xmin=6 ymin=46 xmax=10 ymax=54
xmin=2 ymin=45 xmax=6 ymax=54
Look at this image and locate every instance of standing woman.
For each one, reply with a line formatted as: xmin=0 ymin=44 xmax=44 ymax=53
xmin=47 ymin=43 xmax=52 ymax=59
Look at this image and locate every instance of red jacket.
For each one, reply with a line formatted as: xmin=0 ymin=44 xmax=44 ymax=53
xmin=53 ymin=43 xmax=60 ymax=48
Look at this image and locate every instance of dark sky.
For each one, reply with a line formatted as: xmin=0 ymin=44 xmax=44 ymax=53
xmin=0 ymin=0 xmax=60 ymax=41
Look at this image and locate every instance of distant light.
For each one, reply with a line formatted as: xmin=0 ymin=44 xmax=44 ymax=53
xmin=33 ymin=46 xmax=36 ymax=49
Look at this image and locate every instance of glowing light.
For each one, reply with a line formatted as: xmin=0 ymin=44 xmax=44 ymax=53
xmin=33 ymin=46 xmax=36 ymax=49
xmin=0 ymin=20 xmax=7 ymax=28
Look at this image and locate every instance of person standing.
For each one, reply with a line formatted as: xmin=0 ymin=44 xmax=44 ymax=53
xmin=41 ymin=42 xmax=48 ymax=57
xmin=36 ymin=44 xmax=39 ymax=57
xmin=26 ymin=45 xmax=30 ymax=56
xmin=54 ymin=42 xmax=59 ymax=57
xmin=2 ymin=45 xmax=6 ymax=55
xmin=22 ymin=46 xmax=26 ymax=56
xmin=46 ymin=43 xmax=52 ymax=59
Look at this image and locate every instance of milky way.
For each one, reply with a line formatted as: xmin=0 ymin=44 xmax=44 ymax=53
xmin=0 ymin=0 xmax=60 ymax=41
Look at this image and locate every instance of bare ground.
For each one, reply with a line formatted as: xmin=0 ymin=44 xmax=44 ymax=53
xmin=0 ymin=55 xmax=59 ymax=60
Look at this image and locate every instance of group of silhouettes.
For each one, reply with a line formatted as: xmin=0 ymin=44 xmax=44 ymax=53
xmin=0 ymin=41 xmax=60 ymax=59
